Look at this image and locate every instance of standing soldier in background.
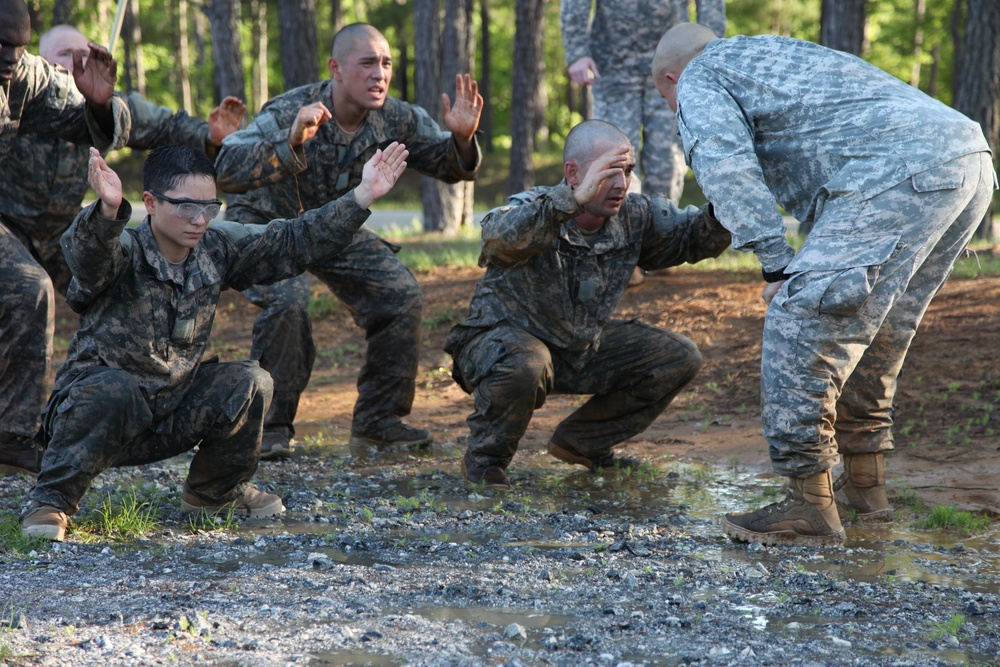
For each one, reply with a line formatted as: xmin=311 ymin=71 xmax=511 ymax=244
xmin=0 ymin=1 xmax=131 ymax=476
xmin=560 ymin=0 xmax=725 ymax=202
xmin=216 ymin=23 xmax=482 ymax=459
xmin=0 ymin=23 xmax=244 ymax=477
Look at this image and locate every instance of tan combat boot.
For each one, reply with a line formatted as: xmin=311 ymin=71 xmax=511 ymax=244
xmin=835 ymin=452 xmax=893 ymax=523
xmin=723 ymin=469 xmax=846 ymax=547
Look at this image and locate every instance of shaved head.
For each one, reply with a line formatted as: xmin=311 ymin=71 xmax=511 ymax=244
xmin=40 ymin=25 xmax=89 ymax=69
xmin=564 ymin=119 xmax=630 ymax=166
xmin=0 ymin=0 xmax=30 ymax=32
xmin=330 ymin=23 xmax=387 ymax=60
xmin=652 ymin=22 xmax=717 ymax=80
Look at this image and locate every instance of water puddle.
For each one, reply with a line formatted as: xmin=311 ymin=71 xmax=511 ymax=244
xmin=310 ymin=649 xmax=403 ymax=666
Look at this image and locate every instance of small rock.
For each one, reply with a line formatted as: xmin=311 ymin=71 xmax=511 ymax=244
xmin=965 ymin=600 xmax=985 ymax=616
xmin=828 ymin=636 xmax=852 ymax=648
xmin=504 ymin=623 xmax=527 ymax=641
xmin=541 ymin=635 xmax=560 ymax=650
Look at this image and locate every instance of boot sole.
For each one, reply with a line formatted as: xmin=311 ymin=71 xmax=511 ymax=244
xmin=180 ymin=498 xmax=286 ymax=518
xmin=722 ymin=517 xmax=846 ymax=547
xmin=348 ymin=434 xmax=433 ymax=452
xmin=22 ymin=523 xmax=66 ymax=541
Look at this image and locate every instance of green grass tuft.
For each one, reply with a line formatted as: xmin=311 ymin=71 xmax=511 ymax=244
xmin=916 ymin=504 xmax=991 ymax=534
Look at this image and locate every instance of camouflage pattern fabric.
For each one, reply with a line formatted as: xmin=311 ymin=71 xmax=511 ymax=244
xmin=215 ymin=82 xmax=480 ymax=436
xmin=560 ymin=0 xmax=725 ymax=199
xmin=445 ymin=183 xmax=730 ymax=466
xmin=674 ymin=35 xmax=999 ymax=477
xmin=0 ymin=53 xmax=130 ymax=439
xmin=32 ymin=191 xmax=372 ymax=514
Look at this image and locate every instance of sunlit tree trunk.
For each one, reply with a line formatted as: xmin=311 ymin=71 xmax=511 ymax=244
xmin=414 ymin=0 xmax=444 ymax=230
xmin=910 ymin=0 xmax=926 ymax=87
xmin=174 ymin=0 xmax=192 ymax=112
xmin=250 ymin=0 xmax=269 ymax=111
xmin=479 ymin=0 xmax=494 ymax=152
xmin=122 ymin=0 xmax=146 ymax=96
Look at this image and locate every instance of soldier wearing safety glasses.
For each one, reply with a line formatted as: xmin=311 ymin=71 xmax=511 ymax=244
xmin=20 ymin=141 xmax=409 ymax=541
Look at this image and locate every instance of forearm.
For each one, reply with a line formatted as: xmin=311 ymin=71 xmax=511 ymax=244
xmin=639 ymin=200 xmax=731 ymax=269
xmin=481 ymin=184 xmax=581 ymax=267
xmin=61 ymin=199 xmax=132 ymax=295
xmin=125 ymin=92 xmax=211 ymax=152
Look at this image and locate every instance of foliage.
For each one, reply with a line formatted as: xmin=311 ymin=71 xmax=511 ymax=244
xmin=0 ymin=511 xmax=49 ymax=556
xmin=76 ymin=487 xmax=161 ymax=542
xmin=915 ymin=504 xmax=991 ymax=534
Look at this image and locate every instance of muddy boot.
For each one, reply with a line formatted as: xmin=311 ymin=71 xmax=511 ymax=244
xmin=723 ymin=470 xmax=846 ymax=546
xmin=835 ymin=453 xmax=893 ymax=523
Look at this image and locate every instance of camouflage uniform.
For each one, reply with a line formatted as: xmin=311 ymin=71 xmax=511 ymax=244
xmin=32 ymin=191 xmax=373 ymax=515
xmin=215 ymin=83 xmax=480 ymax=441
xmin=444 ymin=183 xmax=730 ymax=468
xmin=560 ymin=0 xmax=725 ymax=199
xmin=675 ymin=35 xmax=998 ymax=478
xmin=0 ymin=52 xmax=130 ymax=440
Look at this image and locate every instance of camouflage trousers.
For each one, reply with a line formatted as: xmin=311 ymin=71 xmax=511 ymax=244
xmin=762 ymin=151 xmax=996 ymax=478
xmin=31 ymin=360 xmax=272 ymax=515
xmin=0 ymin=219 xmax=70 ymax=438
xmin=592 ymin=71 xmax=687 ymax=200
xmin=450 ymin=320 xmax=702 ymax=468
xmin=242 ymin=228 xmax=423 ymax=439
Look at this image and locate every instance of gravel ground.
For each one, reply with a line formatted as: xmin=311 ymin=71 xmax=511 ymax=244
xmin=1 ymin=442 xmax=998 ymax=667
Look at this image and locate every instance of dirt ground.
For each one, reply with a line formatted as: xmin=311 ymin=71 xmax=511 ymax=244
xmin=52 ymin=265 xmax=1000 ymax=515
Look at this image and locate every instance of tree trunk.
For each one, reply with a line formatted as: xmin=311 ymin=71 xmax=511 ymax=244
xmin=428 ymin=0 xmax=476 ymax=234
xmin=479 ymin=0 xmax=494 ymax=152
xmin=192 ymin=5 xmax=209 ymax=108
xmin=951 ymin=0 xmax=965 ymax=93
xmin=174 ymin=0 xmax=192 ymax=112
xmin=250 ymin=0 xmax=269 ymax=111
xmin=954 ymin=0 xmax=1000 ymax=238
xmin=121 ymin=0 xmax=145 ymax=95
xmin=414 ymin=0 xmax=444 ymax=231
xmin=396 ymin=13 xmax=409 ymax=102
xmin=507 ymin=0 xmax=546 ymax=195
xmin=204 ymin=0 xmax=247 ymax=102
xmin=96 ymin=0 xmax=110 ymax=40
xmin=910 ymin=0 xmax=926 ymax=87
xmin=820 ymin=0 xmax=866 ymax=55
xmin=278 ymin=0 xmax=319 ymax=91
xmin=52 ymin=0 xmax=72 ymax=26
xmin=331 ymin=0 xmax=344 ymax=33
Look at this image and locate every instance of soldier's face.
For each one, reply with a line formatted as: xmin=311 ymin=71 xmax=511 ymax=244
xmin=0 ymin=17 xmax=30 ymax=83
xmin=144 ymin=175 xmax=218 ymax=263
xmin=41 ymin=28 xmax=90 ymax=71
xmin=330 ymin=35 xmax=393 ymax=110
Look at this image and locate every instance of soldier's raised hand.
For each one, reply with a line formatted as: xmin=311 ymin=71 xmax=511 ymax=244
xmin=209 ymin=96 xmax=247 ymax=147
xmin=442 ymin=74 xmax=483 ymax=145
xmin=73 ymin=43 xmax=117 ymax=108
xmin=353 ymin=142 xmax=409 ymax=209
xmin=87 ymin=147 xmax=122 ymax=218
xmin=572 ymin=145 xmax=633 ymax=207
xmin=289 ymin=102 xmax=332 ymax=148
xmin=568 ymin=57 xmax=600 ymax=86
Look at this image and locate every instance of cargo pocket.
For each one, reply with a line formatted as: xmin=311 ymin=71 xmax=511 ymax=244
xmin=911 ymin=163 xmax=966 ymax=193
xmin=784 ymin=234 xmax=903 ymax=317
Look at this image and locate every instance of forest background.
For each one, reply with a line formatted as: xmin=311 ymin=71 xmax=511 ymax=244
xmin=19 ymin=0 xmax=1000 ymax=235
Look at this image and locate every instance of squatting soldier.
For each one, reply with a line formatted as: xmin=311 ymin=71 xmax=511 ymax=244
xmin=652 ymin=24 xmax=998 ymax=546
xmin=0 ymin=24 xmax=244 ymax=478
xmin=20 ymin=142 xmax=410 ymax=541
xmin=444 ymin=120 xmax=731 ymax=490
xmin=0 ymin=0 xmax=130 ymax=475
xmin=215 ymin=23 xmax=483 ymax=459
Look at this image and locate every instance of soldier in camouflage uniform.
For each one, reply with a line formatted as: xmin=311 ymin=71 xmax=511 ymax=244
xmin=653 ymin=24 xmax=998 ymax=546
xmin=0 ymin=25 xmax=245 ymax=480
xmin=216 ymin=23 xmax=482 ymax=458
xmin=561 ymin=0 xmax=724 ymax=202
xmin=0 ymin=1 xmax=130 ymax=476
xmin=444 ymin=120 xmax=730 ymax=490
xmin=21 ymin=141 xmax=410 ymax=540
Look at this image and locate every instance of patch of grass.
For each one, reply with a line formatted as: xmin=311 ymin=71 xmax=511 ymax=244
xmin=395 ymin=234 xmax=483 ymax=272
xmin=308 ymin=291 xmax=341 ymax=320
xmin=422 ymin=305 xmax=465 ymax=329
xmin=929 ymin=613 xmax=966 ymax=641
xmin=916 ymin=504 xmax=991 ymax=534
xmin=186 ymin=505 xmax=239 ymax=533
xmin=76 ymin=488 xmax=161 ymax=542
xmin=0 ymin=511 xmax=50 ymax=556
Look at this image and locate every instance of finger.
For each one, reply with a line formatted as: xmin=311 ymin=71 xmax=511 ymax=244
xmin=441 ymin=93 xmax=452 ymax=116
xmin=72 ymin=49 xmax=85 ymax=76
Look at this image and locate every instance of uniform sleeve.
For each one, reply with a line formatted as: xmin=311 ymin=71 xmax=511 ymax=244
xmin=59 ymin=199 xmax=133 ymax=311
xmin=694 ymin=0 xmax=727 ymax=37
xmin=401 ymin=104 xmax=481 ymax=182
xmin=635 ymin=197 xmax=731 ymax=270
xmin=124 ymin=92 xmax=211 ymax=152
xmin=676 ymin=66 xmax=795 ymax=273
xmin=215 ymin=106 xmax=308 ymax=194
xmin=479 ymin=184 xmax=582 ymax=268
xmin=222 ymin=192 xmax=371 ymax=290
xmin=17 ymin=55 xmax=131 ymax=152
xmin=560 ymin=0 xmax=593 ymax=65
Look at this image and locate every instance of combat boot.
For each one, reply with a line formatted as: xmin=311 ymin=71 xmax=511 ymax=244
xmin=21 ymin=504 xmax=69 ymax=541
xmin=723 ymin=469 xmax=846 ymax=546
xmin=835 ymin=452 xmax=893 ymax=523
